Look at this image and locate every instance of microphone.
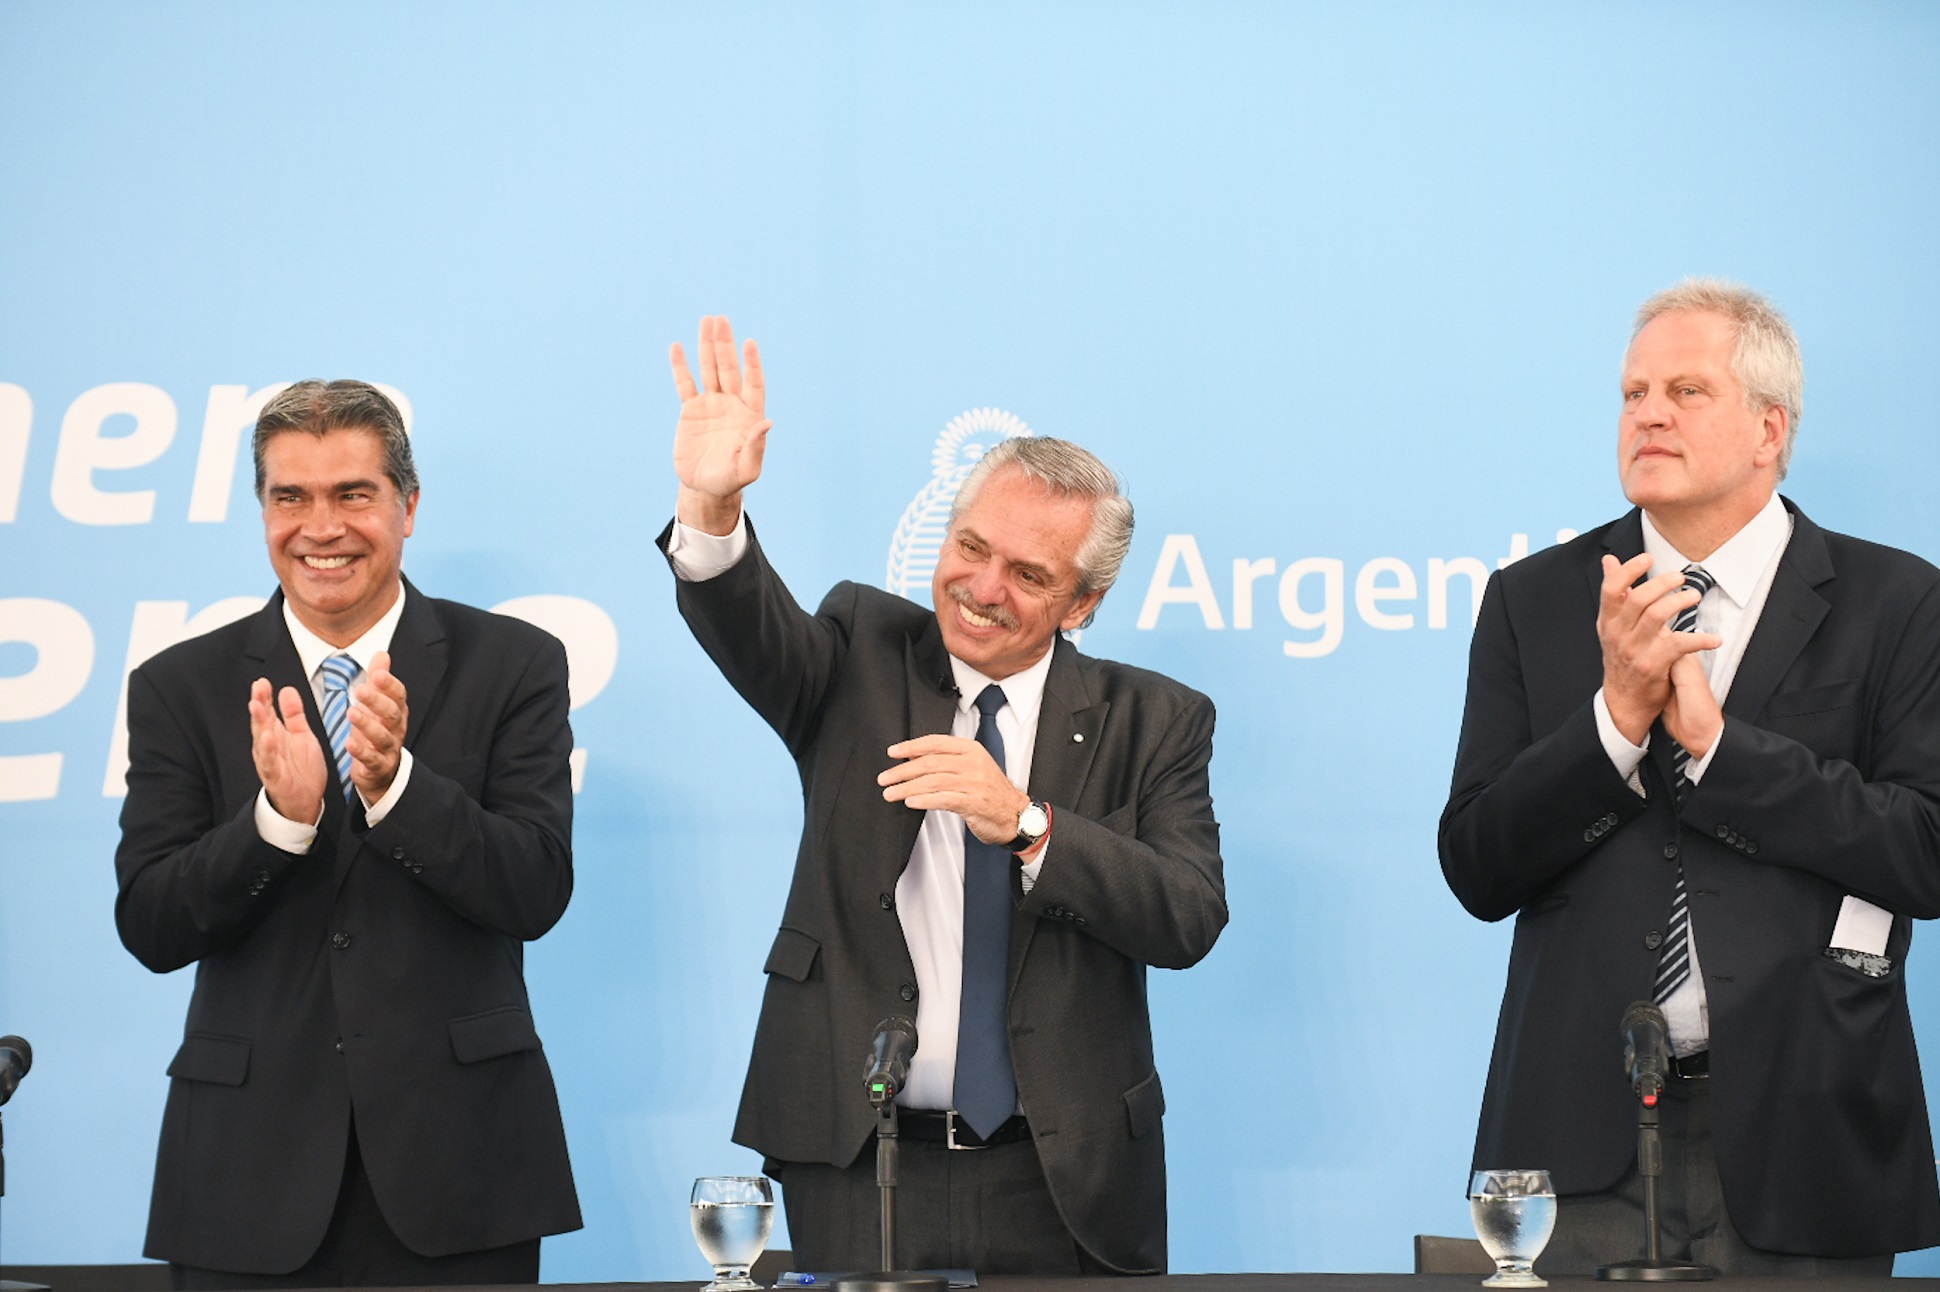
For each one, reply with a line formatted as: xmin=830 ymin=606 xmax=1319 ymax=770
xmin=863 ymin=1017 xmax=918 ymax=1108
xmin=0 ymin=1036 xmax=30 ymax=1107
xmin=1620 ymin=1002 xmax=1668 ymax=1106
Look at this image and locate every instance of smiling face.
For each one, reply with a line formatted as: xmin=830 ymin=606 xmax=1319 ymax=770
xmin=1619 ymin=309 xmax=1786 ymax=537
xmin=261 ymin=427 xmax=417 ymax=646
xmin=930 ymin=465 xmax=1105 ymax=680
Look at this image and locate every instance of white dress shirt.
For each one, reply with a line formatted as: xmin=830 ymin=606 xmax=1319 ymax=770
xmin=254 ymin=585 xmax=415 ymax=853
xmin=1591 ymin=492 xmax=1792 ymax=1054
xmin=668 ymin=513 xmax=1050 ymax=1111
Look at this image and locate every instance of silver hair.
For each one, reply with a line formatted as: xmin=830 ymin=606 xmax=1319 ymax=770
xmin=1632 ymin=278 xmax=1804 ymax=479
xmin=950 ymin=437 xmax=1133 ymax=627
xmin=253 ymin=380 xmax=419 ymax=499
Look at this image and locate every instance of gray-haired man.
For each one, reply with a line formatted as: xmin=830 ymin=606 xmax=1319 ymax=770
xmin=659 ymin=316 xmax=1227 ymax=1275
xmin=1442 ymin=282 xmax=1940 ymax=1272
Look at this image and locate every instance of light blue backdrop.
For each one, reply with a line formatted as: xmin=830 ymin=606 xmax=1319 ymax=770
xmin=4 ymin=0 xmax=1940 ymax=1278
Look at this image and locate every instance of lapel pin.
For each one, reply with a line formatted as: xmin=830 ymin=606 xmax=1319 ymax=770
xmin=1072 ymin=732 xmax=1084 ymax=743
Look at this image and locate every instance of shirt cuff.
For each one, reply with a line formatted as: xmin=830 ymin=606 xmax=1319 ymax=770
xmin=666 ymin=512 xmax=750 ymax=582
xmin=1593 ymin=688 xmax=1650 ymax=797
xmin=255 ymin=787 xmax=320 ymax=855
xmin=1682 ymin=723 xmax=1721 ymax=784
xmin=1019 ymin=837 xmax=1049 ymax=893
xmin=361 ymin=747 xmax=413 ymax=825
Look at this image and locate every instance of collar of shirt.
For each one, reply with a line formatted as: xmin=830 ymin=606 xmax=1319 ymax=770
xmin=281 ymin=583 xmax=409 ymax=682
xmin=1640 ymin=492 xmax=1790 ymax=608
xmin=947 ymin=638 xmax=1055 ymax=734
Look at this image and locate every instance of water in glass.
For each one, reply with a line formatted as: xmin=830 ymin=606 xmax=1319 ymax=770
xmin=691 ymin=1175 xmax=775 ymax=1290
xmin=1469 ymin=1169 xmax=1556 ymax=1287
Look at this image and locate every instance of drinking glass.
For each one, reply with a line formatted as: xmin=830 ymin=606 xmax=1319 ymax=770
xmin=690 ymin=1175 xmax=776 ymax=1290
xmin=1469 ymin=1168 xmax=1556 ymax=1287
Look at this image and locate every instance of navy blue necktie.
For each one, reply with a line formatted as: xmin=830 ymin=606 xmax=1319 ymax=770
xmin=954 ymin=683 xmax=1019 ymax=1138
xmin=1654 ymin=565 xmax=1715 ymax=1004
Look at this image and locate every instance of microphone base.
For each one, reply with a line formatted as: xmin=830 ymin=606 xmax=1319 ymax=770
xmin=833 ymin=1276 xmax=949 ymax=1292
xmin=1596 ymin=1261 xmax=1719 ymax=1281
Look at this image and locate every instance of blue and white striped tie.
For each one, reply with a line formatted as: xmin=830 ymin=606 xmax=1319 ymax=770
xmin=1654 ymin=565 xmax=1715 ymax=1004
xmin=318 ymin=653 xmax=359 ymax=802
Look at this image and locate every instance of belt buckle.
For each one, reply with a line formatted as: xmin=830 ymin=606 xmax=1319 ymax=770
xmin=944 ymin=1111 xmax=985 ymax=1151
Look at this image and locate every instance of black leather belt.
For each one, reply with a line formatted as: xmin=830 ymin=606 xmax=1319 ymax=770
xmin=1669 ymin=1049 xmax=1710 ymax=1079
xmin=898 ymin=1110 xmax=1031 ymax=1149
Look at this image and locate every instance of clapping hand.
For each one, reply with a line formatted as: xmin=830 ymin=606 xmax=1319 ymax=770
xmin=249 ymin=678 xmax=327 ymax=825
xmin=671 ymin=315 xmax=770 ymax=535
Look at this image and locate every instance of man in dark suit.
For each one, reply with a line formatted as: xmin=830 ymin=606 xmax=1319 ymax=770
xmin=1441 ymin=281 xmax=1940 ymax=1273
xmin=115 ymin=380 xmax=581 ymax=1287
xmin=658 ymin=316 xmax=1225 ymax=1275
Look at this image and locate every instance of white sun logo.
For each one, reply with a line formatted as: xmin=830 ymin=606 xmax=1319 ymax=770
xmin=885 ymin=407 xmax=1035 ymax=600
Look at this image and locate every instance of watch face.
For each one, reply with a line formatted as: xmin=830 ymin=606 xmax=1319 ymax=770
xmin=1019 ymin=803 xmax=1049 ymax=837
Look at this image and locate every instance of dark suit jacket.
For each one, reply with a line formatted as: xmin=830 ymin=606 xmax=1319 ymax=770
xmin=115 ymin=580 xmax=582 ymax=1272
xmin=1440 ymin=499 xmax=1940 ymax=1257
xmin=662 ymin=524 xmax=1227 ymax=1274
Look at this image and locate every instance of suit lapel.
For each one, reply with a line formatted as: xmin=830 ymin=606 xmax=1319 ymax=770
xmin=1009 ymin=636 xmax=1108 ymax=991
xmin=1724 ymin=500 xmax=1833 ymax=723
xmin=387 ymin=577 xmax=449 ymax=753
xmin=889 ymin=616 xmax=960 ymax=886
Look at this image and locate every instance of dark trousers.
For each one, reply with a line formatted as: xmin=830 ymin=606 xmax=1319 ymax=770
xmin=171 ymin=1123 xmax=540 ymax=1289
xmin=770 ymin=1135 xmax=1106 ymax=1276
xmin=1543 ymin=1075 xmax=1895 ymax=1277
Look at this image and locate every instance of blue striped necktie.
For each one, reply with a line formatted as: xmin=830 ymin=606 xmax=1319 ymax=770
xmin=318 ymin=653 xmax=360 ymax=802
xmin=954 ymin=683 xmax=1019 ymax=1139
xmin=1654 ymin=564 xmax=1715 ymax=1004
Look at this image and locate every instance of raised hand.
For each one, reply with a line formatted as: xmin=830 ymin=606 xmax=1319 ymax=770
xmin=1596 ymin=553 xmax=1721 ymax=745
xmin=249 ymin=677 xmax=327 ymax=826
xmin=879 ymin=735 xmax=1033 ymax=849
xmin=671 ymin=314 xmax=771 ymax=534
xmin=345 ymin=651 xmax=410 ymax=803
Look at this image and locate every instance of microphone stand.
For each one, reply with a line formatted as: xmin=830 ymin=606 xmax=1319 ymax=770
xmin=833 ymin=1090 xmax=945 ymax=1292
xmin=1596 ymin=1072 xmax=1716 ymax=1281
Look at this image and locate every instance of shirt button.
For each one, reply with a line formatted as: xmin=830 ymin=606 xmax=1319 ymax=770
xmin=1664 ymin=844 xmax=1679 ymax=860
xmin=899 ymin=983 xmax=917 ymax=1002
xmin=878 ymin=892 xmax=895 ymax=910
xmin=1645 ymin=931 xmax=1663 ymax=949
xmin=331 ymin=932 xmax=353 ymax=950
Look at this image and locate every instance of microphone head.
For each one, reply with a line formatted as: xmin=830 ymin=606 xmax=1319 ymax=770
xmin=1620 ymin=1001 xmax=1667 ymax=1037
xmin=0 ymin=1036 xmax=30 ymax=1074
xmin=874 ymin=1016 xmax=917 ymax=1045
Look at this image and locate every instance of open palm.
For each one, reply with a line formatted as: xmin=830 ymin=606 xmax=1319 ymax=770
xmin=671 ymin=314 xmax=771 ymax=499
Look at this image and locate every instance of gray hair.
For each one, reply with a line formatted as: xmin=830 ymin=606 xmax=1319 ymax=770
xmin=253 ymin=380 xmax=419 ymax=500
xmin=951 ymin=437 xmax=1134 ymax=625
xmin=1632 ymin=278 xmax=1804 ymax=479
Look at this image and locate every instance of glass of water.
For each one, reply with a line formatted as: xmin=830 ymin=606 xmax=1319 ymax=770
xmin=691 ymin=1175 xmax=776 ymax=1290
xmin=1469 ymin=1168 xmax=1556 ymax=1287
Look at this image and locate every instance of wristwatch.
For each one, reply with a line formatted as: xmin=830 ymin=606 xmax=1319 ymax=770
xmin=1007 ymin=800 xmax=1051 ymax=853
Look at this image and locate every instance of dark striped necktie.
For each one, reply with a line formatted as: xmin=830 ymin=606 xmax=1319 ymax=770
xmin=954 ymin=683 xmax=1019 ymax=1139
xmin=1654 ymin=564 xmax=1715 ymax=1004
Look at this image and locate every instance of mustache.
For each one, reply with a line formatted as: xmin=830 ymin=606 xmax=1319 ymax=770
xmin=944 ymin=582 xmax=1019 ymax=631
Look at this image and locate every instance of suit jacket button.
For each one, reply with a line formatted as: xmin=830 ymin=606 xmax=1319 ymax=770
xmin=1645 ymin=931 xmax=1663 ymax=949
xmin=1073 ymin=916 xmax=1087 ymax=927
xmin=1663 ymin=844 xmax=1679 ymax=860
xmin=411 ymin=863 xmax=424 ymax=874
xmin=1605 ymin=814 xmax=1618 ymax=828
xmin=1583 ymin=829 xmax=1596 ymax=842
xmin=391 ymin=846 xmax=407 ymax=861
xmin=879 ymin=892 xmax=895 ymax=910
xmin=335 ymin=1039 xmax=345 ymax=1054
xmin=1716 ymin=825 xmax=1730 ymax=840
xmin=1745 ymin=841 xmax=1758 ymax=855
xmin=331 ymin=932 xmax=353 ymax=950
xmin=899 ymin=983 xmax=917 ymax=1002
